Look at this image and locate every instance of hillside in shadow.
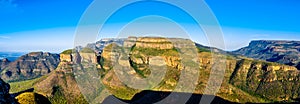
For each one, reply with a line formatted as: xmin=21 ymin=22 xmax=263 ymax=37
xmin=102 ymin=90 xmax=236 ymax=104
xmin=102 ymin=90 xmax=300 ymax=104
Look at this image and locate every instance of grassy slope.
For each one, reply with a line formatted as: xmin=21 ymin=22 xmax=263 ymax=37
xmin=9 ymin=75 xmax=48 ymax=93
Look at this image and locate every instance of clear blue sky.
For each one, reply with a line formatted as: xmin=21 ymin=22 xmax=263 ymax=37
xmin=0 ymin=0 xmax=300 ymax=52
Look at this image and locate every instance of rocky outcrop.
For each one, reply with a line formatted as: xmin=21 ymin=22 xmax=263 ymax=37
xmin=0 ymin=52 xmax=60 ymax=82
xmin=80 ymin=52 xmax=97 ymax=64
xmin=34 ymin=70 xmax=87 ymax=103
xmin=0 ymin=78 xmax=16 ymax=104
xmin=233 ymin=40 xmax=300 ymax=69
xmin=33 ymin=49 xmax=91 ymax=103
xmin=60 ymin=54 xmax=72 ymax=63
xmin=232 ymin=40 xmax=300 ymax=100
xmin=228 ymin=59 xmax=300 ymax=101
xmin=0 ymin=58 xmax=10 ymax=71
xmin=123 ymin=36 xmax=137 ymax=48
xmin=135 ymin=37 xmax=174 ymax=49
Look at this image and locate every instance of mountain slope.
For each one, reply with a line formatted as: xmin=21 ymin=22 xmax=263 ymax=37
xmin=0 ymin=58 xmax=10 ymax=71
xmin=7 ymin=37 xmax=300 ymax=103
xmin=32 ymin=51 xmax=91 ymax=104
xmin=233 ymin=40 xmax=300 ymax=69
xmin=0 ymin=52 xmax=60 ymax=82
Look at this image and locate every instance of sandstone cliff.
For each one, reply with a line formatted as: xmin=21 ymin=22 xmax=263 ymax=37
xmin=7 ymin=38 xmax=300 ymax=103
xmin=99 ymin=37 xmax=300 ymax=103
xmin=32 ymin=49 xmax=100 ymax=104
xmin=135 ymin=37 xmax=174 ymax=49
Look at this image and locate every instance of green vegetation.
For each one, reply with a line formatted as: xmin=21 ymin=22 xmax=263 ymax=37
xmin=131 ymin=47 xmax=179 ymax=56
xmin=105 ymin=85 xmax=140 ymax=100
xmin=197 ymin=47 xmax=210 ymax=53
xmin=9 ymin=76 xmax=47 ymax=93
xmin=16 ymin=92 xmax=51 ymax=104
xmin=8 ymin=38 xmax=300 ymax=104
xmin=48 ymin=86 xmax=68 ymax=104
xmin=61 ymin=49 xmax=73 ymax=54
xmin=80 ymin=47 xmax=95 ymax=53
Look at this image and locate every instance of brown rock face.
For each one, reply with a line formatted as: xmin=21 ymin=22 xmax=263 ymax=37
xmin=34 ymin=71 xmax=85 ymax=103
xmin=123 ymin=36 xmax=137 ymax=48
xmin=0 ymin=78 xmax=16 ymax=104
xmin=1 ymin=52 xmax=60 ymax=82
xmin=135 ymin=37 xmax=174 ymax=49
xmin=60 ymin=54 xmax=73 ymax=63
xmin=33 ymin=50 xmax=91 ymax=103
xmin=80 ymin=52 xmax=97 ymax=64
xmin=99 ymin=37 xmax=300 ymax=103
xmin=0 ymin=58 xmax=10 ymax=71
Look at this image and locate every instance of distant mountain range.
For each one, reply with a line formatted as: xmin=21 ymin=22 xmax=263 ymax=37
xmin=0 ymin=52 xmax=60 ymax=82
xmin=233 ymin=40 xmax=300 ymax=70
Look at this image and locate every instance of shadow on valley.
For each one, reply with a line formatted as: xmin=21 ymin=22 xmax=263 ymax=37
xmin=102 ymin=90 xmax=300 ymax=104
xmin=11 ymin=88 xmax=34 ymax=98
xmin=102 ymin=90 xmax=236 ymax=104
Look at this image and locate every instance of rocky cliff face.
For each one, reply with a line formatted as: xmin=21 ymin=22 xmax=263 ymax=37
xmin=233 ymin=40 xmax=300 ymax=69
xmin=99 ymin=37 xmax=300 ymax=103
xmin=194 ymin=52 xmax=299 ymax=102
xmin=32 ymin=50 xmax=100 ymax=104
xmin=34 ymin=70 xmax=87 ymax=104
xmin=0 ymin=52 xmax=60 ymax=82
xmin=60 ymin=54 xmax=72 ymax=63
xmin=0 ymin=58 xmax=10 ymax=71
xmin=7 ymin=38 xmax=300 ymax=103
xmin=227 ymin=59 xmax=299 ymax=101
xmin=0 ymin=78 xmax=16 ymax=104
xmin=135 ymin=37 xmax=174 ymax=49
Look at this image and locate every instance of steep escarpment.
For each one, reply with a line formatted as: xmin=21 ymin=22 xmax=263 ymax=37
xmin=100 ymin=37 xmax=262 ymax=103
xmin=100 ymin=37 xmax=196 ymax=100
xmin=135 ymin=37 xmax=174 ymax=49
xmin=99 ymin=37 xmax=300 ymax=103
xmin=232 ymin=40 xmax=300 ymax=101
xmin=228 ymin=59 xmax=299 ymax=101
xmin=6 ymin=37 xmax=300 ymax=103
xmin=198 ymin=52 xmax=300 ymax=102
xmin=233 ymin=40 xmax=300 ymax=69
xmin=34 ymin=70 xmax=88 ymax=104
xmin=33 ymin=49 xmax=99 ymax=104
xmin=0 ymin=52 xmax=60 ymax=82
xmin=34 ymin=50 xmax=95 ymax=104
xmin=0 ymin=58 xmax=10 ymax=71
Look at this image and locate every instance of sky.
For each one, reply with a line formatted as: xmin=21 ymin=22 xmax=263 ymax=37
xmin=0 ymin=0 xmax=300 ymax=52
